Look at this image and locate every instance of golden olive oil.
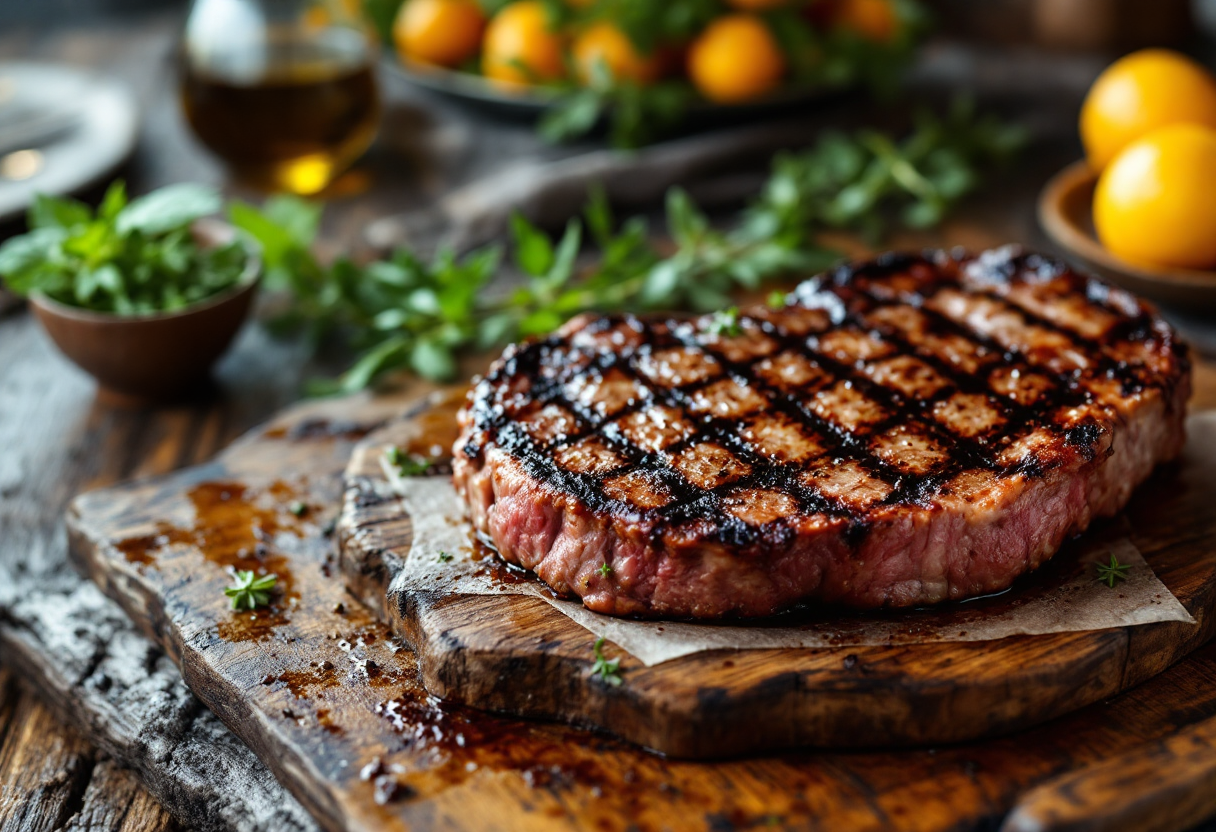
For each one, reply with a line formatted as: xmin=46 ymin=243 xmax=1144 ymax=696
xmin=180 ymin=29 xmax=379 ymax=194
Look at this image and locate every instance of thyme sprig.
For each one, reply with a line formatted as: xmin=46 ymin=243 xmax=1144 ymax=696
xmin=1096 ymin=555 xmax=1132 ymax=588
xmin=225 ymin=570 xmax=277 ymax=611
xmin=384 ymin=446 xmax=432 ymax=476
xmin=591 ymin=637 xmax=623 ymax=686
xmin=704 ymin=306 xmax=742 ymax=337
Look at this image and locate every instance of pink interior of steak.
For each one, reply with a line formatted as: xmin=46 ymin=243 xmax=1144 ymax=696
xmin=452 ymin=247 xmax=1191 ymax=618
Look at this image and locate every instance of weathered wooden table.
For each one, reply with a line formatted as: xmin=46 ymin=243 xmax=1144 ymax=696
xmin=3 ymin=9 xmax=1216 ymax=831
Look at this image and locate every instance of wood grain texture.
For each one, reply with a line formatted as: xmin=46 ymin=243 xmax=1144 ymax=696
xmin=336 ymin=395 xmax=1216 ymax=758
xmin=0 ymin=576 xmax=318 ymax=832
xmin=63 ymin=760 xmax=180 ymax=832
xmin=1002 ymin=714 xmax=1216 ymax=832
xmin=0 ymin=667 xmax=175 ymax=832
xmin=60 ymin=375 xmax=1216 ymax=832
xmin=0 ymin=669 xmax=91 ymax=832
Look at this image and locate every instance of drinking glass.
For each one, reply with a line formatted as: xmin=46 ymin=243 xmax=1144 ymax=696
xmin=179 ymin=0 xmax=380 ymax=195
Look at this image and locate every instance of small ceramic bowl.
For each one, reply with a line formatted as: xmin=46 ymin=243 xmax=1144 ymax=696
xmin=30 ymin=219 xmax=261 ymax=404
xmin=1038 ymin=160 xmax=1216 ymax=311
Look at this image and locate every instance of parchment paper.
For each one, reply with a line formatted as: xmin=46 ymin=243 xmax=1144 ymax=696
xmin=383 ymin=464 xmax=1195 ymax=667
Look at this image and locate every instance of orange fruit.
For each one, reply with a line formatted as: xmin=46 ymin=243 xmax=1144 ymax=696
xmin=1080 ymin=49 xmax=1216 ymax=171
xmin=688 ymin=15 xmax=785 ymax=104
xmin=482 ymin=1 xmax=566 ymax=86
xmin=573 ymin=22 xmax=661 ymax=85
xmin=1093 ymin=123 xmax=1216 ymax=269
xmin=393 ymin=0 xmax=486 ymax=68
xmin=833 ymin=0 xmax=898 ymax=43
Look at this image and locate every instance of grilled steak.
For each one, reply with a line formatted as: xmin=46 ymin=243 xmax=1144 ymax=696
xmin=452 ymin=248 xmax=1191 ymax=618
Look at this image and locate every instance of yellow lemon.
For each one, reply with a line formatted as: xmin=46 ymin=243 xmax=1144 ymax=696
xmin=1093 ymin=123 xmax=1216 ymax=270
xmin=1080 ymin=49 xmax=1216 ymax=171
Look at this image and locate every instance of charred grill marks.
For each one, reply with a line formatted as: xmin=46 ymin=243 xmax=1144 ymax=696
xmin=462 ymin=249 xmax=1187 ymax=548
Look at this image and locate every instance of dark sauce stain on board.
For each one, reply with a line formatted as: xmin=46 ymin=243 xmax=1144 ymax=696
xmin=269 ymin=662 xmax=341 ymax=699
xmin=400 ymin=394 xmax=466 ymax=461
xmin=363 ymin=686 xmax=828 ymax=826
xmin=264 ymin=418 xmax=376 ymax=442
xmin=373 ymin=694 xmax=616 ymax=795
xmin=316 ymin=708 xmax=343 ymax=735
xmin=114 ymin=480 xmax=313 ymax=642
xmin=116 ymin=522 xmax=195 ymax=565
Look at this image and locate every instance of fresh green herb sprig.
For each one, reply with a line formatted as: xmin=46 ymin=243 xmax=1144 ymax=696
xmin=591 ymin=637 xmax=623 ymax=686
xmin=0 ymin=182 xmax=250 ymax=314
xmin=704 ymin=307 xmax=742 ymax=337
xmin=385 ymin=446 xmax=433 ymax=476
xmin=597 ymin=562 xmax=614 ymax=577
xmin=225 ymin=570 xmax=277 ymax=611
xmin=437 ymin=551 xmax=453 ymax=563
xmin=743 ymin=98 xmax=1027 ymax=243
xmin=232 ymin=103 xmax=1021 ymax=393
xmin=238 ymin=183 xmax=834 ymax=392
xmin=1096 ymin=555 xmax=1131 ymax=588
xmin=539 ymin=65 xmax=695 ymax=150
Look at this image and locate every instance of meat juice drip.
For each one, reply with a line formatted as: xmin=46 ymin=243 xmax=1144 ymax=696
xmin=179 ymin=26 xmax=379 ymax=194
xmin=116 ymin=522 xmax=195 ymax=565
xmin=467 ymin=535 xmax=529 ymax=586
xmin=113 ymin=480 xmax=311 ymax=641
xmin=402 ymin=393 xmax=467 ymax=461
xmin=263 ymin=417 xmax=377 ymax=442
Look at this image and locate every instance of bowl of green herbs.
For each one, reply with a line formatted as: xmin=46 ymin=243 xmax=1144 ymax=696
xmin=0 ymin=181 xmax=260 ymax=403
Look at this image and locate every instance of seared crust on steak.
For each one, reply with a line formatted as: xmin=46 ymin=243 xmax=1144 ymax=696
xmin=453 ymin=248 xmax=1191 ymax=618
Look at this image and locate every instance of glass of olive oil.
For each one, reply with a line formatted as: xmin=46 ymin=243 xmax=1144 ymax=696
xmin=179 ymin=0 xmax=380 ymax=195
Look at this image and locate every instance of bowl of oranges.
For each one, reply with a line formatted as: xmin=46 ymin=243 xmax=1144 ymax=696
xmin=382 ymin=0 xmax=924 ymax=146
xmin=1039 ymin=48 xmax=1216 ymax=309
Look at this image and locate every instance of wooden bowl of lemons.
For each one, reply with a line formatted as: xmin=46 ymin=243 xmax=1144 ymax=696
xmin=1039 ymin=161 xmax=1216 ymax=311
xmin=1038 ymin=48 xmax=1216 ymax=311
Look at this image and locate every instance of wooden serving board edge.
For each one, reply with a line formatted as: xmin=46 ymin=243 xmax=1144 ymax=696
xmin=337 ymin=402 xmax=1216 ymax=758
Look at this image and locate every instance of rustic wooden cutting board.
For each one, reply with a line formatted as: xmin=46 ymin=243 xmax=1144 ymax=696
xmin=64 ymin=380 xmax=1216 ymax=832
xmin=337 ymin=392 xmax=1216 ymax=758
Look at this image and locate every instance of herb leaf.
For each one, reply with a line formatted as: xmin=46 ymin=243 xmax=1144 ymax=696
xmin=116 ymin=183 xmax=223 ymax=236
xmin=704 ymin=307 xmax=742 ymax=337
xmin=225 ymin=570 xmax=277 ymax=611
xmin=30 ymin=193 xmax=91 ymax=231
xmin=0 ymin=181 xmax=247 ymax=314
xmin=384 ymin=446 xmax=432 ymax=476
xmin=591 ymin=637 xmax=623 ymax=686
xmin=229 ymin=101 xmax=1020 ymax=393
xmin=1096 ymin=555 xmax=1132 ymax=588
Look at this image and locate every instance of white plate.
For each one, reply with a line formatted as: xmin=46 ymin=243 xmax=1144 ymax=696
xmin=0 ymin=62 xmax=139 ymax=224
